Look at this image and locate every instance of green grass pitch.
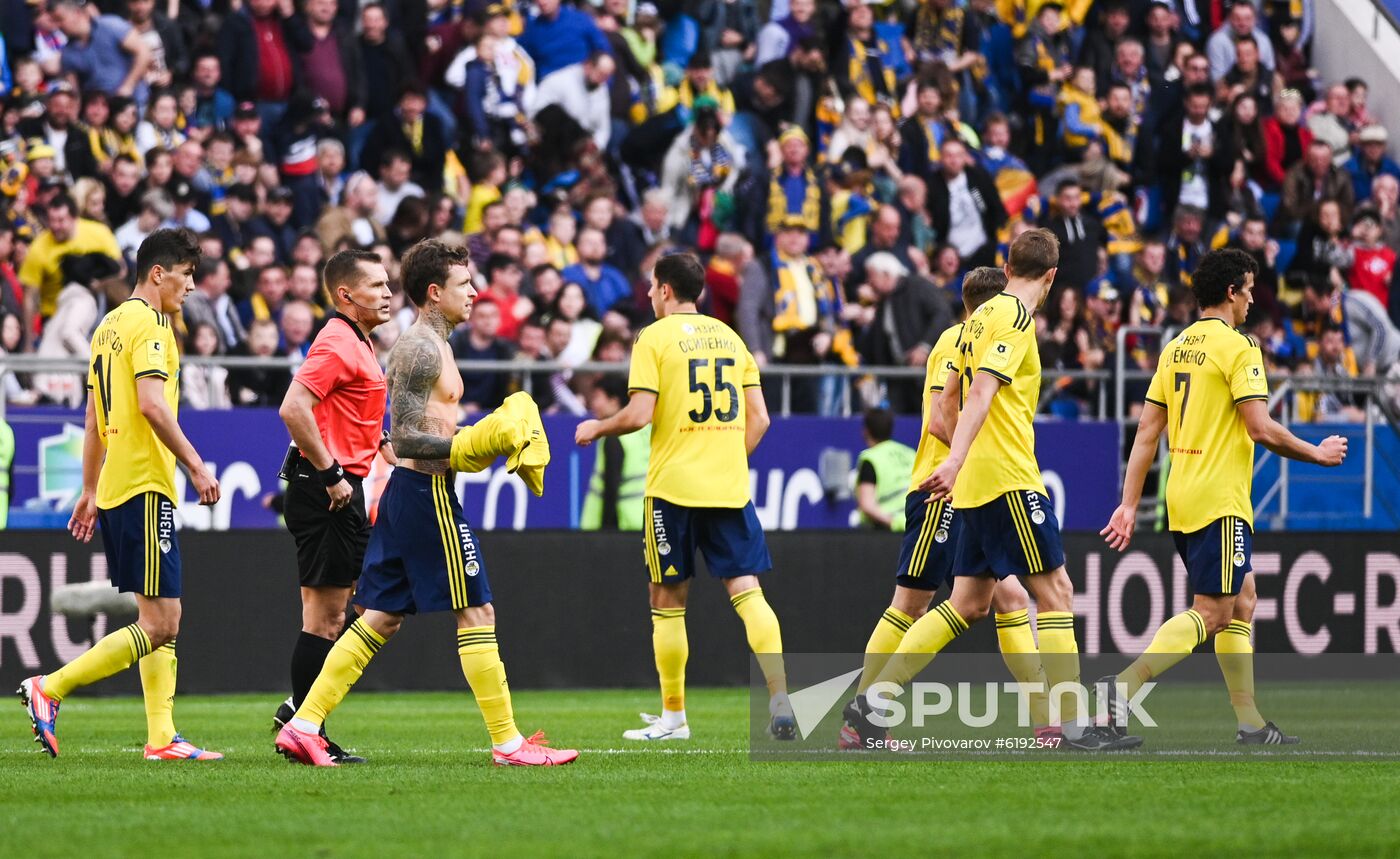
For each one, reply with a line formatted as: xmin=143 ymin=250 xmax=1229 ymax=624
xmin=3 ymin=688 xmax=1398 ymax=858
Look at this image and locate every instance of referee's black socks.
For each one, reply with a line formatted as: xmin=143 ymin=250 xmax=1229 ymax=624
xmin=291 ymin=631 xmax=338 ymax=710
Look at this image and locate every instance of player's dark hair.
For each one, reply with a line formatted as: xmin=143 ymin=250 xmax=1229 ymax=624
xmin=653 ymin=252 xmax=706 ymax=303
xmin=1007 ymin=228 xmax=1060 ymax=281
xmin=863 ymin=407 xmax=895 ymax=442
xmin=1055 ymin=177 xmax=1081 ymax=196
xmin=400 ymin=239 xmax=472 ymax=308
xmin=324 ymin=248 xmax=381 ymax=298
xmin=1191 ymin=248 xmax=1258 ymax=309
xmin=594 ymin=374 xmax=629 ymax=405
xmin=136 ymin=228 xmax=201 ymax=283
xmin=961 ymin=266 xmax=1008 ymax=312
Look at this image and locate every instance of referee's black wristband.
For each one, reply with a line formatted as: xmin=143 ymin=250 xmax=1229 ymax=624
xmin=318 ymin=461 xmax=346 ymax=487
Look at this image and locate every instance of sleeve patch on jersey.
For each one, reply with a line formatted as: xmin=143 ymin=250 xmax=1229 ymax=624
xmin=982 ymin=340 xmax=1014 ymax=371
xmin=146 ymin=340 xmax=164 ymax=365
xmin=1245 ymin=364 xmax=1266 ymax=392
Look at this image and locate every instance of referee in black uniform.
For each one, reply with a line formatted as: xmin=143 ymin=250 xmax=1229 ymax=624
xmin=273 ymin=249 xmax=394 ymax=763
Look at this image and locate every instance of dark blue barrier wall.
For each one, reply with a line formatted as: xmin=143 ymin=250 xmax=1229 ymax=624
xmin=1 ymin=531 xmax=1394 ymax=695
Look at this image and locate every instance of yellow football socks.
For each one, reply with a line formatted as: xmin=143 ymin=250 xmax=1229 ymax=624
xmin=1216 ymin=620 xmax=1264 ymax=731
xmin=295 ymin=619 xmax=385 ymax=728
xmin=1117 ymin=608 xmax=1209 ymax=698
xmin=876 ymin=602 xmax=968 ymax=689
xmin=457 ymin=626 xmax=519 ymax=747
xmin=43 ymin=623 xmax=152 ymax=701
xmin=730 ymin=587 xmax=786 ymax=697
xmin=858 ymin=607 xmax=913 ymax=694
xmin=139 ymin=639 xmax=178 ymax=747
xmin=1036 ymin=611 xmax=1082 ymax=728
xmin=651 ymin=608 xmax=688 ymax=712
xmin=995 ymin=610 xmax=1049 ymax=728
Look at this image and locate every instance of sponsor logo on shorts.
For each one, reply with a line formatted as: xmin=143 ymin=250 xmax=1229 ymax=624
xmin=1026 ymin=492 xmax=1047 ymax=525
xmin=157 ymin=499 xmax=174 ymax=553
xmin=459 ymin=523 xmax=480 ymax=575
xmin=1232 ymin=519 xmax=1247 ymax=567
xmin=651 ymin=505 xmax=671 ymax=557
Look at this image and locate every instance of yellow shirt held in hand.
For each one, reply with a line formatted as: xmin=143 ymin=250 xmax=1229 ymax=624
xmin=908 ymin=322 xmax=963 ymax=493
xmin=1146 ymin=317 xmax=1268 ymax=534
xmin=628 ymin=313 xmax=760 ymax=508
xmin=88 ymin=298 xmax=181 ymax=510
xmin=951 ymin=292 xmax=1046 ymax=508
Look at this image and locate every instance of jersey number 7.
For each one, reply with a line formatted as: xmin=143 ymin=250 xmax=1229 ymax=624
xmin=1174 ymin=371 xmax=1191 ymax=430
xmin=688 ymin=358 xmax=739 ymax=423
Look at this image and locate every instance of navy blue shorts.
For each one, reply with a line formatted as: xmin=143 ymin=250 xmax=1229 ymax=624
xmin=895 ymin=491 xmax=959 ymax=591
xmin=98 ymin=492 xmax=181 ymax=598
xmin=356 ymin=469 xmax=493 ymax=615
xmin=1173 ymin=515 xmax=1252 ymax=596
xmin=954 ymin=490 xmax=1065 ymax=579
xmin=643 ymin=497 xmax=772 ymax=584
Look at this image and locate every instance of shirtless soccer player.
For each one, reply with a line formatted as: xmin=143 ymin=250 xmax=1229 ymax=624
xmin=275 ymin=239 xmax=577 ymax=767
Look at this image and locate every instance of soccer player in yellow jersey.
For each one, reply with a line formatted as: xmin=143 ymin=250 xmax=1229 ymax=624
xmin=575 ymin=253 xmax=794 ymax=740
xmin=841 ymin=268 xmax=1052 ymax=749
xmin=849 ymin=229 xmax=1137 ymax=750
xmin=1100 ymin=248 xmax=1347 ymax=745
xmin=18 ymin=229 xmax=224 ymax=761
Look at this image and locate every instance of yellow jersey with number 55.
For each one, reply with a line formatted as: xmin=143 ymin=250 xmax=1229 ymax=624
xmin=628 ymin=312 xmax=760 ymax=508
xmin=1145 ymin=317 xmax=1267 ymax=533
xmin=88 ymin=298 xmax=181 ymax=510
xmin=952 ymin=292 xmax=1046 ymax=508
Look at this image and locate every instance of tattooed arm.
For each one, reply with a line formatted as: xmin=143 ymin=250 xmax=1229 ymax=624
xmin=387 ymin=329 xmax=455 ymax=460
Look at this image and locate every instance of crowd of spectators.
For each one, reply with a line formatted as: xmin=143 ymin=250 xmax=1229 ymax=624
xmin=0 ymin=0 xmax=1398 ymax=421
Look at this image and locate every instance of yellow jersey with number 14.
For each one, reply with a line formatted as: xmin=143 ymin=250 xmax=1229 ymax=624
xmin=628 ymin=312 xmax=761 ymax=508
xmin=952 ymin=292 xmax=1046 ymax=508
xmin=88 ymin=298 xmax=181 ymax=510
xmin=1146 ymin=317 xmax=1267 ymax=534
xmin=908 ymin=322 xmax=963 ymax=492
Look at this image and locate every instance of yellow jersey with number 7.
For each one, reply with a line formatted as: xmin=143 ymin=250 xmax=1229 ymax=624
xmin=87 ymin=298 xmax=181 ymax=510
xmin=628 ymin=312 xmax=761 ymax=508
xmin=1145 ymin=317 xmax=1268 ymax=533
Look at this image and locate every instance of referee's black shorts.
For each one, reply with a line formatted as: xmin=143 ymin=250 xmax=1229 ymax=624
xmin=285 ymin=467 xmax=370 ymax=589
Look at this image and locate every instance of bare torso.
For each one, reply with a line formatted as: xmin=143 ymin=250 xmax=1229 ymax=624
xmin=386 ymin=320 xmax=463 ymax=473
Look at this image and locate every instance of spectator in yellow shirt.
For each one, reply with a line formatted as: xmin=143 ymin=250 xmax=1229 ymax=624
xmin=18 ymin=195 xmax=123 ymax=321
